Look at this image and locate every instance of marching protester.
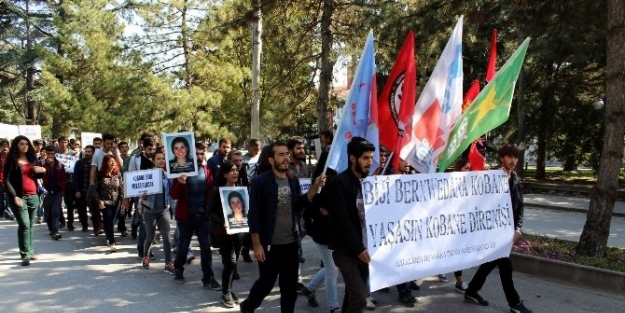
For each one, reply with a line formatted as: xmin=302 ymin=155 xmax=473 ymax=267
xmin=170 ymin=142 xmax=221 ymax=290
xmin=227 ymin=150 xmax=252 ymax=263
xmin=87 ymin=155 xmax=125 ymax=252
xmin=41 ymin=145 xmax=66 ymax=240
xmin=464 ymin=144 xmax=533 ymax=313
xmin=287 ymin=136 xmax=310 ymax=179
xmin=57 ymin=136 xmax=76 ymax=230
xmin=3 ymin=135 xmax=46 ymax=266
xmin=328 ymin=137 xmax=375 ymax=313
xmin=207 ymin=160 xmax=244 ymax=308
xmin=207 ymin=138 xmax=231 ymax=181
xmin=73 ymin=145 xmax=95 ymax=232
xmin=319 ymin=130 xmax=333 ymax=152
xmin=242 ymin=139 xmax=261 ymax=171
xmin=140 ymin=151 xmax=174 ymax=273
xmin=239 ymin=142 xmax=324 ymax=313
xmin=0 ymin=138 xmax=16 ymax=220
xmin=299 ymin=151 xmax=341 ymax=313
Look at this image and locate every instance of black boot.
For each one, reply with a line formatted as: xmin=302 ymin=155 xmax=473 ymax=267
xmin=174 ymin=267 xmax=185 ymax=284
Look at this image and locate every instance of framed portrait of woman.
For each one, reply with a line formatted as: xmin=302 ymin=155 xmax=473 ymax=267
xmin=219 ymin=186 xmax=250 ymax=234
xmin=162 ymin=131 xmax=198 ymax=178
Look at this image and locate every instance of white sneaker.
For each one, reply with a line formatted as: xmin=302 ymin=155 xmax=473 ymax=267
xmin=109 ymin=242 xmax=117 ymax=252
xmin=455 ymin=282 xmax=468 ymax=293
xmin=366 ymin=297 xmax=376 ymax=310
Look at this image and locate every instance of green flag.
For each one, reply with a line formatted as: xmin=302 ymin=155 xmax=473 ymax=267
xmin=438 ymin=38 xmax=530 ymax=172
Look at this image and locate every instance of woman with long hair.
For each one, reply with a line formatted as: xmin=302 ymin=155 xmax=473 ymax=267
xmin=226 ymin=191 xmax=247 ymax=227
xmin=246 ymin=145 xmax=273 ymax=182
xmin=88 ymin=155 xmax=124 ymax=252
xmin=169 ymin=137 xmax=194 ymax=174
xmin=3 ymin=135 xmax=46 ymax=266
xmin=299 ymin=151 xmax=340 ymax=312
xmin=207 ymin=160 xmax=244 ymax=308
xmin=140 ymin=151 xmax=174 ymax=273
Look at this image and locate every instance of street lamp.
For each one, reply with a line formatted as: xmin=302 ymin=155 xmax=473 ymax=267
xmin=592 ymin=99 xmax=604 ymax=110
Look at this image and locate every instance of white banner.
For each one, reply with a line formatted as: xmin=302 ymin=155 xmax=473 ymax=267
xmin=0 ymin=123 xmax=19 ymax=139
xmin=55 ymin=154 xmax=78 ymax=173
xmin=123 ymin=169 xmax=163 ymax=198
xmin=299 ymin=178 xmax=312 ymax=194
xmin=18 ymin=125 xmax=42 ymax=141
xmin=364 ymin=170 xmax=514 ymax=291
xmin=80 ymin=132 xmax=101 ymax=149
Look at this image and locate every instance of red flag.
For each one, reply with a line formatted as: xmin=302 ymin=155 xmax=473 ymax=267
xmin=468 ymin=140 xmax=486 ymax=170
xmin=378 ymin=31 xmax=416 ymax=170
xmin=462 ymin=79 xmax=480 ymax=112
xmin=486 ymin=29 xmax=497 ymax=82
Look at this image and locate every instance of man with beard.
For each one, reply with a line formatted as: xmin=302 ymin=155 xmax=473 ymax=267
xmin=328 ymin=137 xmax=375 ymax=313
xmin=239 ymin=142 xmax=324 ymax=313
xmin=464 ymin=144 xmax=533 ymax=313
xmin=73 ymin=146 xmax=96 ymax=233
xmin=242 ymin=139 xmax=261 ymax=171
xmin=207 ymin=138 xmax=231 ymax=181
xmin=287 ymin=136 xmax=310 ymax=179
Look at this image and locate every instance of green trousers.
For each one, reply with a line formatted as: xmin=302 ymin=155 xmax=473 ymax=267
xmin=10 ymin=195 xmax=40 ymax=260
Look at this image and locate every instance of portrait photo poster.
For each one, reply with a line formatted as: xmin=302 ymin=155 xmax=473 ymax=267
xmin=219 ymin=186 xmax=250 ymax=234
xmin=162 ymin=131 xmax=198 ymax=179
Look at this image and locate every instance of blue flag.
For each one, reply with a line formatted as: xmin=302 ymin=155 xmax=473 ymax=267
xmin=326 ymin=31 xmax=379 ymax=172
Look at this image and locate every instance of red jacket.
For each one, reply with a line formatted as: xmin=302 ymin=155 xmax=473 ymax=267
xmin=43 ymin=159 xmax=67 ymax=192
xmin=170 ymin=165 xmax=212 ymax=222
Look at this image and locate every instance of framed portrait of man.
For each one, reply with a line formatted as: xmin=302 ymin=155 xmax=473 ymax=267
xmin=219 ymin=186 xmax=250 ymax=234
xmin=162 ymin=131 xmax=198 ymax=178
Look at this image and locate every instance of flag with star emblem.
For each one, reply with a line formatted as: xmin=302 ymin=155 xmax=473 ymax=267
xmin=400 ymin=16 xmax=464 ymax=173
xmin=437 ymin=38 xmax=530 ymax=172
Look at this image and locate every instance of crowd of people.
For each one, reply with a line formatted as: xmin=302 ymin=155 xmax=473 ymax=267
xmin=0 ymin=130 xmax=532 ymax=313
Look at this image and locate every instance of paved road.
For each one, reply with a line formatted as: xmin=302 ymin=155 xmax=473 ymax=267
xmin=525 ymin=194 xmax=625 ymax=216
xmin=523 ymin=207 xmax=625 ymax=247
xmin=1 ymin=217 xmax=624 ymax=313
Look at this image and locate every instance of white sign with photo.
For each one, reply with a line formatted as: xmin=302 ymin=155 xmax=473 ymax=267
xmin=81 ymin=132 xmax=102 ymax=149
xmin=55 ymin=154 xmax=78 ymax=173
xmin=18 ymin=125 xmax=42 ymax=141
xmin=365 ymin=170 xmax=514 ymax=292
xmin=123 ymin=169 xmax=163 ymax=198
xmin=299 ymin=178 xmax=312 ymax=194
xmin=219 ymin=186 xmax=250 ymax=234
xmin=162 ymin=131 xmax=198 ymax=178
xmin=0 ymin=123 xmax=19 ymax=140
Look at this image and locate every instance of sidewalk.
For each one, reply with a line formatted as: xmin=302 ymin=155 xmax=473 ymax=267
xmin=525 ymin=193 xmax=625 ymax=217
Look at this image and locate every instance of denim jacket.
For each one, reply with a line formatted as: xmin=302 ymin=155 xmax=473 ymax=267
xmin=142 ymin=172 xmax=174 ymax=213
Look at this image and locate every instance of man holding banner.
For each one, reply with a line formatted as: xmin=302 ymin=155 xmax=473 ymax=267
xmin=464 ymin=144 xmax=533 ymax=313
xmin=328 ymin=137 xmax=375 ymax=313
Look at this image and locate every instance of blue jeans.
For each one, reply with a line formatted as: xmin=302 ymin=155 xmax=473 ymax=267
xmin=43 ymin=192 xmax=63 ymax=234
xmin=306 ymin=243 xmax=339 ymax=309
xmin=174 ymin=213 xmax=214 ymax=279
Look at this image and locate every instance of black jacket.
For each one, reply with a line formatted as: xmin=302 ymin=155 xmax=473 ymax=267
xmin=3 ymin=159 xmax=44 ymax=199
xmin=328 ymin=169 xmax=366 ymax=257
xmin=303 ymin=183 xmax=332 ymax=245
xmin=509 ymin=170 xmax=524 ymax=230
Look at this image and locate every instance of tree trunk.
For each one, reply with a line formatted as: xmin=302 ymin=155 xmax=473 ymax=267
xmin=316 ymin=0 xmax=335 ymax=133
xmin=250 ymin=0 xmax=262 ymax=139
xmin=562 ymin=153 xmax=577 ymax=171
xmin=577 ymin=0 xmax=625 ymax=257
xmin=534 ymin=133 xmax=547 ymax=179
xmin=25 ymin=0 xmax=36 ymax=125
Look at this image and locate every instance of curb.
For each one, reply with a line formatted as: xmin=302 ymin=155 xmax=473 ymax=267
xmin=511 ymin=252 xmax=625 ymax=295
xmin=525 ymin=203 xmax=625 ymax=218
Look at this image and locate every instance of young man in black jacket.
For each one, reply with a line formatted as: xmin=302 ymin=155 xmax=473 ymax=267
xmin=239 ymin=142 xmax=323 ymax=313
xmin=464 ymin=144 xmax=533 ymax=313
xmin=328 ymin=137 xmax=375 ymax=313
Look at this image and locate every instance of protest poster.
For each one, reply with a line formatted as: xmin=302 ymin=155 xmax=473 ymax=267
xmin=18 ymin=125 xmax=42 ymax=141
xmin=0 ymin=123 xmax=19 ymax=140
xmin=162 ymin=131 xmax=198 ymax=178
xmin=364 ymin=170 xmax=514 ymax=291
xmin=123 ymin=169 xmax=163 ymax=198
xmin=219 ymin=186 xmax=250 ymax=234
xmin=299 ymin=178 xmax=312 ymax=194
xmin=81 ymin=132 xmax=102 ymax=149
xmin=55 ymin=154 xmax=78 ymax=173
